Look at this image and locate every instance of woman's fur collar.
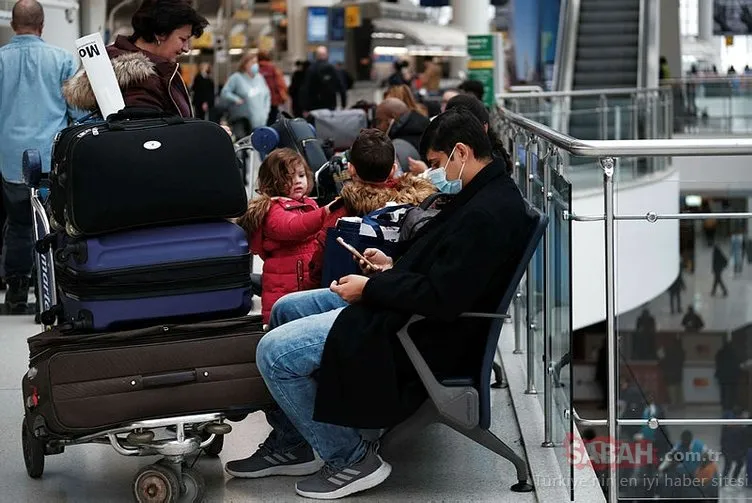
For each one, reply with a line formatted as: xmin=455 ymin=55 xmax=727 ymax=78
xmin=339 ymin=174 xmax=437 ymax=216
xmin=63 ymin=52 xmax=156 ymax=111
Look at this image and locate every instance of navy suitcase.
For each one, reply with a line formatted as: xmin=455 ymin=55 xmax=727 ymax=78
xmin=52 ymin=221 xmax=252 ymax=331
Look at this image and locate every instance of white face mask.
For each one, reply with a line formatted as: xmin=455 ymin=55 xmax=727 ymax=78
xmin=427 ymin=144 xmax=466 ymax=194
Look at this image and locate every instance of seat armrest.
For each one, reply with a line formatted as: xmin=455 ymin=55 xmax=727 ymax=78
xmin=396 ymin=315 xmax=443 ymax=403
xmin=396 ymin=314 xmax=481 ymax=429
xmin=396 ymin=312 xmax=509 ymax=395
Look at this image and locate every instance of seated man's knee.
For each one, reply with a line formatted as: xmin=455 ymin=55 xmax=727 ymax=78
xmin=256 ymin=328 xmax=293 ymax=379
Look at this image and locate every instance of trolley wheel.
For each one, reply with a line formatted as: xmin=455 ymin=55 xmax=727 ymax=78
xmin=133 ymin=463 xmax=180 ymax=503
xmin=203 ymin=433 xmax=224 ymax=457
xmin=21 ymin=421 xmax=45 ymax=479
xmin=178 ymin=467 xmax=206 ymax=503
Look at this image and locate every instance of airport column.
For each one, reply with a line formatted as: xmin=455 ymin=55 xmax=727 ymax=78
xmin=80 ymin=0 xmax=107 ymax=39
xmin=450 ymin=0 xmax=491 ymax=78
xmin=286 ymin=0 xmax=338 ymax=62
xmin=698 ymin=0 xmax=713 ymax=42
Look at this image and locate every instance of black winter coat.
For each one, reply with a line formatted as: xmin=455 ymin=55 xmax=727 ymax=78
xmin=313 ymin=158 xmax=533 ymax=428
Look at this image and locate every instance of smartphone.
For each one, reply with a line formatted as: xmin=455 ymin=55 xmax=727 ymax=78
xmin=336 ymin=237 xmax=380 ymax=271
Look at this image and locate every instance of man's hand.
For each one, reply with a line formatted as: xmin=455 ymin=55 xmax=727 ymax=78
xmin=202 ymin=102 xmax=209 ymax=112
xmin=359 ymin=248 xmax=393 ymax=274
xmin=330 ymin=275 xmax=369 ymax=303
xmin=407 ymin=157 xmax=428 ymax=175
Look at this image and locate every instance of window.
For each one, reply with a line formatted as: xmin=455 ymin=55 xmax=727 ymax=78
xmin=680 ymin=0 xmax=699 ymax=37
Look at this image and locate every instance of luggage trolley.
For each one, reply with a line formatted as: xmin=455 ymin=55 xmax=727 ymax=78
xmin=20 ymin=149 xmax=248 ymax=503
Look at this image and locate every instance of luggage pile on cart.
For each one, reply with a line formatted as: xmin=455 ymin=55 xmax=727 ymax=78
xmin=20 ymin=109 xmax=274 ymax=503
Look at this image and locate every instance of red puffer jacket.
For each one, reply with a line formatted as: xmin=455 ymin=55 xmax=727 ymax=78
xmin=245 ymin=196 xmax=327 ymax=323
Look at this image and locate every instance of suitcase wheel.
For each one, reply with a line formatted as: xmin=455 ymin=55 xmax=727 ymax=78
xmin=179 ymin=466 xmax=206 ymax=503
xmin=21 ymin=421 xmax=45 ymax=479
xmin=133 ymin=463 xmax=180 ymax=503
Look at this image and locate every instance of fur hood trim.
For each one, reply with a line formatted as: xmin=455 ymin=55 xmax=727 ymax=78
xmin=63 ymin=52 xmax=157 ymax=111
xmin=339 ymin=174 xmax=436 ymax=216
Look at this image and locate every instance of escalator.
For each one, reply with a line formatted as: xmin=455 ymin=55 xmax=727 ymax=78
xmin=569 ymin=0 xmax=641 ymax=140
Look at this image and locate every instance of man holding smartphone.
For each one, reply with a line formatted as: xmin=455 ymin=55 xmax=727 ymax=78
xmin=226 ymin=109 xmax=534 ymax=500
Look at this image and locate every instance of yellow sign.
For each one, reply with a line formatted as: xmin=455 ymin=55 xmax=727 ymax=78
xmin=345 ymin=5 xmax=361 ymax=29
xmin=192 ymin=31 xmax=213 ymax=49
xmin=234 ymin=9 xmax=252 ymax=21
xmin=725 ymin=35 xmax=734 ymax=46
xmin=230 ymin=33 xmax=247 ymax=49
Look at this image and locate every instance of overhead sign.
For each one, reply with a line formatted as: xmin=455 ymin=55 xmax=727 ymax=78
xmin=466 ymin=34 xmax=505 ymax=107
xmin=345 ymin=5 xmax=361 ymax=28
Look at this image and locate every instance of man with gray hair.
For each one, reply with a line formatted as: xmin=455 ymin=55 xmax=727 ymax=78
xmin=0 ymin=0 xmax=78 ymax=315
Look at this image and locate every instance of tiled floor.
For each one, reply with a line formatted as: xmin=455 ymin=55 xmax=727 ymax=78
xmin=0 ymin=293 xmax=535 ymax=502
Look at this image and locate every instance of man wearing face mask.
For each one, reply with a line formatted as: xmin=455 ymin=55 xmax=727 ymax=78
xmin=225 ymin=109 xmax=533 ymax=500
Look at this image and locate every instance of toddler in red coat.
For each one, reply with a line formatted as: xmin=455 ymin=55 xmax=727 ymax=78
xmin=237 ymin=148 xmax=335 ymax=323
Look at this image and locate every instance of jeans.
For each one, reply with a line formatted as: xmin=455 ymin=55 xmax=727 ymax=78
xmin=257 ymin=289 xmax=365 ymax=469
xmin=1 ymin=178 xmax=32 ymax=279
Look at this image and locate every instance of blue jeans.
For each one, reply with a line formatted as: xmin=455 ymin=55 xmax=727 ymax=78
xmin=258 ymin=289 xmax=367 ymax=469
xmin=1 ymin=178 xmax=32 ymax=278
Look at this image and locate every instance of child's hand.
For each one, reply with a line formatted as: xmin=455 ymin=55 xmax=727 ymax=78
xmin=326 ymin=198 xmax=344 ymax=214
xmin=407 ymin=157 xmax=428 ymax=174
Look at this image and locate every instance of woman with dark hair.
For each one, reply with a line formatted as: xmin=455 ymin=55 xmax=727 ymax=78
xmin=64 ymin=0 xmax=208 ymax=117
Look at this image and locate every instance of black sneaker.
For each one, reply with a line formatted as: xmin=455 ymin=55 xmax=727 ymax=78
xmin=295 ymin=443 xmax=392 ymax=500
xmin=225 ymin=442 xmax=323 ymax=479
xmin=4 ymin=276 xmax=29 ymax=315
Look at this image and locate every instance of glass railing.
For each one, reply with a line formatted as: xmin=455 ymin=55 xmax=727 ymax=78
xmin=496 ymin=105 xmax=752 ymax=501
xmin=662 ymin=76 xmax=752 ymax=135
xmin=493 ymin=88 xmax=673 ymax=192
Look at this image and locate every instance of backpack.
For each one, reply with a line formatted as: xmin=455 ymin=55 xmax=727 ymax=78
xmin=399 ymin=193 xmax=454 ymax=242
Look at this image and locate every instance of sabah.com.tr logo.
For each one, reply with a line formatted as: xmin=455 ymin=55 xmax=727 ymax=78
xmin=566 ymin=434 xmax=657 ymax=471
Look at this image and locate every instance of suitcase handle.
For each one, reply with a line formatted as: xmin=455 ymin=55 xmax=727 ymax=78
xmin=142 ymin=370 xmax=197 ymax=389
xmin=106 ymin=107 xmax=184 ymax=129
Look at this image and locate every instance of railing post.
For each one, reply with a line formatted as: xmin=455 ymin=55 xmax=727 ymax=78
xmin=513 ymin=291 xmax=523 ymax=354
xmin=631 ymin=94 xmax=639 ymax=140
xmin=599 ymin=94 xmax=608 ymax=140
xmin=600 ymin=156 xmax=618 ymax=503
xmin=542 ymin=150 xmax=555 ymax=448
xmin=525 ymin=135 xmax=538 ymax=395
xmin=615 ymin=106 xmax=622 ymax=141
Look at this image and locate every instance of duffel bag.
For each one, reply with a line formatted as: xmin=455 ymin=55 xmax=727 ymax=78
xmin=308 ymin=109 xmax=368 ymax=151
xmin=48 ymin=107 xmax=248 ymax=236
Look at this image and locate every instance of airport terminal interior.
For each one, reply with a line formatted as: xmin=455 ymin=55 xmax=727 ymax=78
xmin=4 ymin=0 xmax=752 ymax=501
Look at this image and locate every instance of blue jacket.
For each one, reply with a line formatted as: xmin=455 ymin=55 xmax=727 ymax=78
xmin=221 ymin=71 xmax=271 ymax=130
xmin=0 ymin=35 xmax=79 ymax=183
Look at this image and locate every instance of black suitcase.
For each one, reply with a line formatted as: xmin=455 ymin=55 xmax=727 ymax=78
xmin=48 ymin=108 xmax=248 ymax=236
xmin=22 ymin=316 xmax=273 ymax=437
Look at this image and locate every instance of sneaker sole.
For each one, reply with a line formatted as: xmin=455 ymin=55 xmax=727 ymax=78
xmin=225 ymin=459 xmax=323 ymax=479
xmin=295 ymin=459 xmax=393 ymax=500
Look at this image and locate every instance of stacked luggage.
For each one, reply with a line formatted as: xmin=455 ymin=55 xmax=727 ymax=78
xmin=20 ymin=108 xmax=274 ymax=503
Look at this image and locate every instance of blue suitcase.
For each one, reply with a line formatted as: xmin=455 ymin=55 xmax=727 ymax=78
xmin=52 ymin=221 xmax=252 ymax=331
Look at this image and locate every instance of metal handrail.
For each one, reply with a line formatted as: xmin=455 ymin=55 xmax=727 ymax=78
xmin=497 ymin=86 xmax=664 ymax=101
xmin=498 ymin=107 xmax=752 ymax=157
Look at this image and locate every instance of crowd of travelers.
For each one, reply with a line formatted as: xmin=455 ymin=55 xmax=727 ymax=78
xmin=0 ymin=0 xmax=532 ymax=500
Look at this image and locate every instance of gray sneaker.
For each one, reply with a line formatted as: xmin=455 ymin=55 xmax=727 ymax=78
xmin=295 ymin=444 xmax=392 ymax=500
xmin=225 ymin=442 xmax=323 ymax=479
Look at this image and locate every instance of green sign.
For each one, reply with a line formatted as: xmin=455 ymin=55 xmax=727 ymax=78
xmin=467 ymin=35 xmax=494 ymax=60
xmin=467 ymin=35 xmax=497 ymax=107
